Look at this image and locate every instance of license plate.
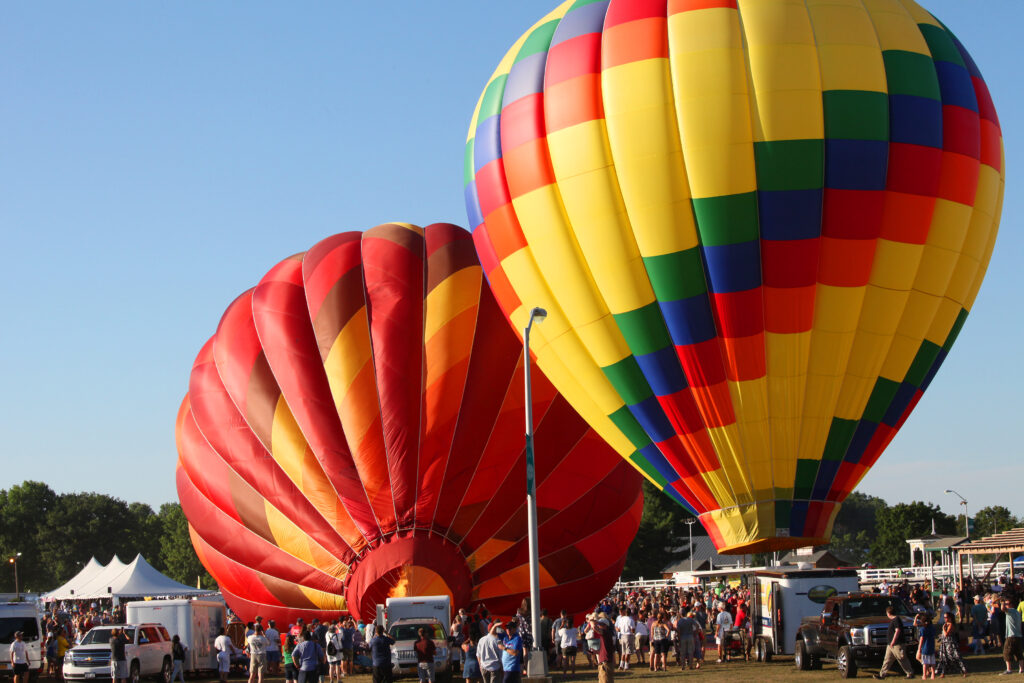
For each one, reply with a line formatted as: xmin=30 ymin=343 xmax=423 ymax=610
xmin=0 ymin=664 xmax=7 ymax=670
xmin=85 ymin=674 xmax=95 ymax=679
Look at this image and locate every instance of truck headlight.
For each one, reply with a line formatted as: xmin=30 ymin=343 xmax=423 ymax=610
xmin=851 ymin=628 xmax=866 ymax=645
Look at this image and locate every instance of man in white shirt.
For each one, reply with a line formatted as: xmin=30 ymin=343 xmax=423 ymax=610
xmin=614 ymin=610 xmax=636 ymax=670
xmin=475 ymin=621 xmax=504 ymax=683
xmin=715 ymin=604 xmax=734 ymax=663
xmin=246 ymin=625 xmax=270 ymax=683
xmin=214 ymin=627 xmax=236 ymax=683
xmin=9 ymin=631 xmax=29 ymax=683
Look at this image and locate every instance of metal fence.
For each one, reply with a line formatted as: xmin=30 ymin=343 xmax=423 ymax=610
xmin=614 ymin=560 xmax=1017 ymax=592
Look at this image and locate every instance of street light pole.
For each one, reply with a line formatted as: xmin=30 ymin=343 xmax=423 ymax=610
xmin=944 ymin=489 xmax=969 ymax=539
xmin=524 ymin=306 xmax=547 ymax=679
xmin=9 ymin=552 xmax=22 ymax=599
xmin=686 ymin=519 xmax=696 ymax=574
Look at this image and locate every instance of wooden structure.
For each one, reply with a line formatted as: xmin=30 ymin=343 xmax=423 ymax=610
xmin=953 ymin=527 xmax=1024 ymax=586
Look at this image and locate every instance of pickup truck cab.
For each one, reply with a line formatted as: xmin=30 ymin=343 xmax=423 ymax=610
xmin=796 ymin=593 xmax=915 ymax=678
xmin=63 ymin=624 xmax=172 ymax=683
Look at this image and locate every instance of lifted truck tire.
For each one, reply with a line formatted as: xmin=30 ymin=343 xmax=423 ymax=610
xmin=837 ymin=645 xmax=857 ymax=678
xmin=795 ymin=639 xmax=811 ymax=671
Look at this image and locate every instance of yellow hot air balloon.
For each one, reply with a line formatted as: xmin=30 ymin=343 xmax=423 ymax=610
xmin=464 ymin=0 xmax=1003 ymax=553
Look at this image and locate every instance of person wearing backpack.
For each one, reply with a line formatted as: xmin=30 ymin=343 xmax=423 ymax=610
xmin=326 ymin=623 xmax=343 ymax=683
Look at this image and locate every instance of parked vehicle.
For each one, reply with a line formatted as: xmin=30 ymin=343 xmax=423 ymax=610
xmin=745 ymin=567 xmax=861 ymax=664
xmin=0 ymin=603 xmax=44 ymax=682
xmin=63 ymin=624 xmax=172 ymax=683
xmin=376 ymin=596 xmax=454 ymax=681
xmin=125 ymin=600 xmax=225 ymax=673
xmin=795 ymin=593 xmax=916 ymax=678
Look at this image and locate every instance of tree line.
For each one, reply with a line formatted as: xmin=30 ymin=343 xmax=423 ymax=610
xmin=2 ymin=479 xmax=1017 ymax=592
xmin=622 ymin=481 xmax=1021 ymax=580
xmin=0 ymin=481 xmax=213 ymax=593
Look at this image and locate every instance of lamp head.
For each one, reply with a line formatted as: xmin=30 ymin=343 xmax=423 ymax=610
xmin=944 ymin=489 xmax=953 ymax=494
xmin=529 ymin=307 xmax=547 ymax=323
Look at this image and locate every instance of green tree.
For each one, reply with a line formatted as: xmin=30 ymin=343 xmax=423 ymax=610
xmin=972 ymin=505 xmax=1020 ymax=539
xmin=158 ymin=503 xmax=214 ymax=589
xmin=622 ymin=481 xmax=703 ymax=580
xmin=869 ymin=501 xmax=957 ymax=568
xmin=128 ymin=502 xmax=164 ymax=571
xmin=36 ymin=492 xmax=141 ymax=586
xmin=828 ymin=492 xmax=888 ymax=565
xmin=0 ymin=481 xmax=59 ymax=591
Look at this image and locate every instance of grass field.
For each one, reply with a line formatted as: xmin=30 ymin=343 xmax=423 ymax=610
xmin=202 ymin=652 xmax=1018 ymax=683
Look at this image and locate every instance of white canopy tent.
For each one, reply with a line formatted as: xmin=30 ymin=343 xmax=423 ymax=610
xmin=44 ymin=557 xmax=105 ymax=601
xmin=44 ymin=555 xmax=210 ymax=603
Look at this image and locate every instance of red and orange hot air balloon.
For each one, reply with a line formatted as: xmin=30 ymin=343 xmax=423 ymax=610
xmin=176 ymin=222 xmax=642 ymax=623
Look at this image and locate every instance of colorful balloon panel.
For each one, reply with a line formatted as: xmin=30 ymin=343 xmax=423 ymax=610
xmin=176 ymin=222 xmax=643 ymax=623
xmin=464 ymin=0 xmax=1002 ymax=553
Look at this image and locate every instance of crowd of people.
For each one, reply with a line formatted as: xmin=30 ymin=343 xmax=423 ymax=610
xmin=23 ymin=572 xmax=1024 ymax=682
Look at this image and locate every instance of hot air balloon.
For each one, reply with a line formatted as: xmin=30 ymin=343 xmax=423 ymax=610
xmin=175 ymin=222 xmax=642 ymax=624
xmin=464 ymin=0 xmax=1002 ymax=553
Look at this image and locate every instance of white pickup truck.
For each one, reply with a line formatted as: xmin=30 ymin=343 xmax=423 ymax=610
xmin=63 ymin=624 xmax=172 ymax=683
xmin=378 ymin=596 xmax=455 ymax=682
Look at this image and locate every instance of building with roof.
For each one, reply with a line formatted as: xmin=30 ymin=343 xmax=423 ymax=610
xmin=778 ymin=546 xmax=850 ymax=568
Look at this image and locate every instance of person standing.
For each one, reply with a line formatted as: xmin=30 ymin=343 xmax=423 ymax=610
xmin=368 ymin=625 xmax=394 ymax=683
xmin=247 ymin=624 xmax=270 ymax=683
xmin=282 ymin=635 xmax=298 ymax=683
xmin=1003 ymin=598 xmax=1023 ymax=675
xmin=170 ymin=635 xmax=187 ymax=683
xmin=634 ymin=612 xmax=649 ymax=667
xmin=714 ymin=603 xmax=733 ymax=663
xmin=970 ymin=596 xmax=988 ymax=654
xmin=461 ymin=632 xmax=481 ymax=683
xmin=874 ymin=605 xmax=914 ymax=680
xmin=265 ymin=621 xmax=281 ymax=675
xmin=325 ymin=624 xmax=342 ymax=683
xmin=557 ymin=617 xmax=577 ymax=676
xmin=592 ymin=615 xmax=615 ymax=683
xmin=292 ymin=631 xmax=325 ymax=683
xmin=500 ymin=621 xmax=523 ymax=683
xmin=214 ymin=627 xmax=235 ymax=683
xmin=340 ymin=618 xmax=357 ymax=678
xmin=476 ymin=621 xmax=503 ymax=683
xmin=935 ymin=611 xmax=967 ymax=678
xmin=9 ymin=631 xmax=29 ymax=683
xmin=109 ymin=628 xmax=129 ymax=683
xmin=916 ymin=615 xmax=936 ymax=680
xmin=613 ymin=609 xmax=634 ymax=670
xmin=414 ymin=627 xmax=437 ymax=683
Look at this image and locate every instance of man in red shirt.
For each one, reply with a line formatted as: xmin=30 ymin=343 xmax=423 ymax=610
xmin=413 ymin=627 xmax=437 ymax=683
xmin=734 ymin=600 xmax=751 ymax=661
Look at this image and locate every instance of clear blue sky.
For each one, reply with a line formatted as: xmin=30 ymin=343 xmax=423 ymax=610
xmin=2 ymin=2 xmax=1020 ymax=523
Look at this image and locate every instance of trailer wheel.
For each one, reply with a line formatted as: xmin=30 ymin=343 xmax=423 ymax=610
xmin=761 ymin=637 xmax=772 ymax=662
xmin=837 ymin=645 xmax=857 ymax=678
xmin=795 ymin=639 xmax=810 ymax=671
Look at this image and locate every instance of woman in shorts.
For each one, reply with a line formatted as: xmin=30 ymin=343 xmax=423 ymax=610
xmin=649 ymin=613 xmax=670 ymax=672
xmin=557 ymin=617 xmax=578 ymax=675
xmin=283 ymin=635 xmax=298 ymax=683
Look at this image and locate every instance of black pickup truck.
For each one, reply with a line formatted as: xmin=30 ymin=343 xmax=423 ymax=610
xmin=795 ymin=593 xmax=916 ymax=678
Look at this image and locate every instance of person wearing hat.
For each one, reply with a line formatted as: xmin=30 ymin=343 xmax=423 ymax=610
xmin=500 ymin=620 xmax=523 ymax=683
xmin=9 ymin=631 xmax=29 ymax=683
xmin=475 ymin=621 xmax=503 ymax=683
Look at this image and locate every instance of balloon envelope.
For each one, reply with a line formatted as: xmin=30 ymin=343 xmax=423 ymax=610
xmin=176 ymin=222 xmax=642 ymax=623
xmin=464 ymin=0 xmax=1002 ymax=553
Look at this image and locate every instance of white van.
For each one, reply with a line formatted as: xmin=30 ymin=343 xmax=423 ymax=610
xmin=0 ymin=603 xmax=44 ymax=681
xmin=125 ymin=600 xmax=225 ymax=673
xmin=378 ymin=596 xmax=454 ymax=681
